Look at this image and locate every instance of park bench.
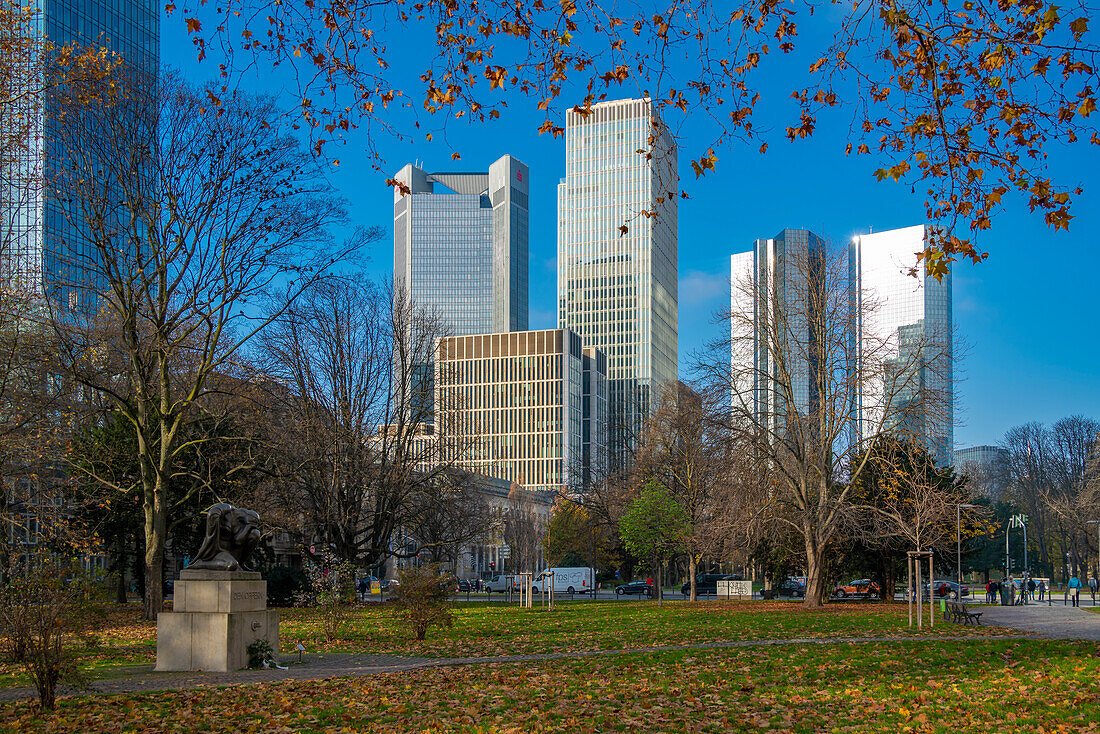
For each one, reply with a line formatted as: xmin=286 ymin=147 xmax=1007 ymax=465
xmin=945 ymin=599 xmax=983 ymax=625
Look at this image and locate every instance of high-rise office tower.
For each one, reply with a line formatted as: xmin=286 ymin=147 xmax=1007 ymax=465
xmin=1 ymin=1 xmax=160 ymax=304
xmin=729 ymin=229 xmax=826 ymax=435
xmin=850 ymin=225 xmax=954 ymax=465
xmin=392 ymin=155 xmax=529 ymax=336
xmin=557 ymin=98 xmax=677 ymax=467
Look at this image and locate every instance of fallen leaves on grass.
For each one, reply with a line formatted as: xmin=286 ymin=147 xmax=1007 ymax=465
xmin=4 ymin=640 xmax=1099 ymax=732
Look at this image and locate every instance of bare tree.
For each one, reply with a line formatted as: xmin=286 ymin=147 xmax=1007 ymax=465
xmin=406 ymin=470 xmax=493 ymax=567
xmin=1008 ymin=417 xmax=1100 ymax=577
xmin=258 ymin=277 xmax=480 ymax=570
xmin=634 ymin=381 xmax=730 ymax=601
xmin=700 ymin=245 xmax=952 ymax=607
xmin=503 ymin=484 xmax=548 ymax=574
xmin=49 ymin=70 xmax=352 ymax=619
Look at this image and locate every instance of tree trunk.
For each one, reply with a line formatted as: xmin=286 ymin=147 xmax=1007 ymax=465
xmin=142 ymin=475 xmax=166 ymax=620
xmin=689 ymin=554 xmax=697 ymax=601
xmin=877 ymin=558 xmax=896 ymax=601
xmin=115 ymin=535 xmax=128 ymax=604
xmin=803 ymin=534 xmax=828 ymax=608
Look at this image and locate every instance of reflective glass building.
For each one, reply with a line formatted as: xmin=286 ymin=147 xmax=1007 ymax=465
xmin=2 ymin=0 xmax=160 ymax=305
xmin=557 ymin=98 xmax=677 ymax=467
xmin=954 ymin=445 xmax=1010 ymax=499
xmin=392 ymin=155 xmax=529 ymax=336
xmin=850 ymin=225 xmax=954 ymax=465
xmin=729 ymin=229 xmax=826 ymax=436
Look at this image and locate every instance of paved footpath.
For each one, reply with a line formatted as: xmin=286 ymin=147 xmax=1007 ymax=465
xmin=0 ymin=634 xmax=1038 ymax=704
xmin=979 ymin=601 xmax=1100 ymax=641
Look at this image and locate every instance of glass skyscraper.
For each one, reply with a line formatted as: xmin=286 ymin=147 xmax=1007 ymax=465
xmin=392 ymin=155 xmax=529 ymax=336
xmin=557 ymin=98 xmax=677 ymax=466
xmin=729 ymin=229 xmax=826 ymax=436
xmin=850 ymin=225 xmax=954 ymax=465
xmin=954 ymin=445 xmax=1010 ymax=498
xmin=2 ymin=1 xmax=160 ymax=304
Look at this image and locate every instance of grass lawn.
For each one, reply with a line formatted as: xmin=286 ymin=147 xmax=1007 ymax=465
xmin=0 ymin=600 xmax=1012 ymax=691
xmin=3 ymin=638 xmax=1099 ymax=732
xmin=278 ymin=599 xmax=1015 ymax=657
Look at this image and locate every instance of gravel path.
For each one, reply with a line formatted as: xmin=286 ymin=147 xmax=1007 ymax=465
xmin=0 ymin=634 xmax=1038 ymax=704
xmin=978 ymin=602 xmax=1100 ymax=641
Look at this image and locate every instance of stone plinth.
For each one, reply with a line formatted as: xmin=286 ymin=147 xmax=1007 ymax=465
xmin=156 ymin=570 xmax=279 ymax=672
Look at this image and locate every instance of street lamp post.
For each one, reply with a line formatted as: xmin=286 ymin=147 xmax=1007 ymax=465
xmin=1088 ymin=521 xmax=1100 ymax=583
xmin=957 ymin=504 xmax=976 ymax=593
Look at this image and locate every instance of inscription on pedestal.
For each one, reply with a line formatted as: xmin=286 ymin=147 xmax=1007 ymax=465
xmin=175 ymin=578 xmax=267 ymax=613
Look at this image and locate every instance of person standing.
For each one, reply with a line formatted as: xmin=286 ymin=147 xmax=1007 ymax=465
xmin=1088 ymin=575 xmax=1098 ymax=602
xmin=1069 ymin=574 xmax=1082 ymax=607
xmin=1037 ymin=579 xmax=1046 ymax=601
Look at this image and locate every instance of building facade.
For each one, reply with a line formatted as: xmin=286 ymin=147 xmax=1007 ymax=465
xmin=2 ymin=0 xmax=159 ymax=305
xmin=557 ymin=98 xmax=677 ymax=467
xmin=729 ymin=229 xmax=827 ymax=437
xmin=954 ymin=445 xmax=1010 ymax=499
xmin=435 ymin=328 xmax=607 ymax=494
xmin=850 ymin=225 xmax=954 ymax=465
xmin=392 ymin=155 xmax=529 ymax=336
xmin=387 ymin=475 xmax=554 ymax=582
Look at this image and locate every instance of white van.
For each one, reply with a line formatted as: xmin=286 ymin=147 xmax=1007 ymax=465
xmin=484 ymin=574 xmax=519 ymax=593
xmin=532 ymin=567 xmax=595 ymax=594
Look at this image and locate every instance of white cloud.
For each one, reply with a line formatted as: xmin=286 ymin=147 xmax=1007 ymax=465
xmin=678 ymin=269 xmax=728 ymax=307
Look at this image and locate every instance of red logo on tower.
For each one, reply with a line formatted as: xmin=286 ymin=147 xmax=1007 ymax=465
xmin=516 ymin=169 xmax=523 ymax=182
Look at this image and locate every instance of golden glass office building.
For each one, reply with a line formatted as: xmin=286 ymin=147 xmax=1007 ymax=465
xmin=436 ymin=328 xmax=607 ymax=494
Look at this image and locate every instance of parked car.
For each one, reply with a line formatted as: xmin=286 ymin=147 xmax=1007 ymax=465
xmin=484 ymin=574 xmax=519 ymax=594
xmin=681 ymin=573 xmax=740 ymax=597
xmin=774 ymin=577 xmax=805 ymax=598
xmin=925 ymin=580 xmax=970 ymax=598
xmin=832 ymin=579 xmax=880 ymax=598
xmin=456 ymin=579 xmax=472 ymax=593
xmin=614 ymin=580 xmax=654 ymax=597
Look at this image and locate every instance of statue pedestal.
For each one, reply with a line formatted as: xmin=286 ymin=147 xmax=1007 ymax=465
xmin=156 ymin=570 xmax=279 ymax=672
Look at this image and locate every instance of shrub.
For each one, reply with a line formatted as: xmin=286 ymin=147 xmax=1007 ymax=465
xmin=246 ymin=637 xmax=276 ymax=669
xmin=391 ymin=565 xmax=454 ymax=641
xmin=264 ymin=565 xmax=309 ymax=607
xmin=0 ymin=558 xmax=105 ymax=710
xmin=300 ymin=550 xmax=357 ymax=640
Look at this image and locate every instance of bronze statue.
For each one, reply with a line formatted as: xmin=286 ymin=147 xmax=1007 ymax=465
xmin=186 ymin=503 xmax=261 ymax=572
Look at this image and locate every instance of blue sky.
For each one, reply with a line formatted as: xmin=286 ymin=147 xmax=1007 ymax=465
xmin=160 ymin=10 xmax=1099 ymax=449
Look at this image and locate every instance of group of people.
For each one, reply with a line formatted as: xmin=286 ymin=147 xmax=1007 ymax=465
xmin=985 ymin=575 xmax=1100 ymax=607
xmin=985 ymin=577 xmax=1046 ymax=605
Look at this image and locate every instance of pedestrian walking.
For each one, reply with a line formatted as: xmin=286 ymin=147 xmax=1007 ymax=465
xmin=985 ymin=580 xmax=993 ymax=604
xmin=1069 ymin=574 xmax=1082 ymax=607
xmin=1089 ymin=575 xmax=1098 ymax=602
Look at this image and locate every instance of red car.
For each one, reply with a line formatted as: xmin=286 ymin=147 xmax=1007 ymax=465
xmin=832 ymin=579 xmax=880 ymax=598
